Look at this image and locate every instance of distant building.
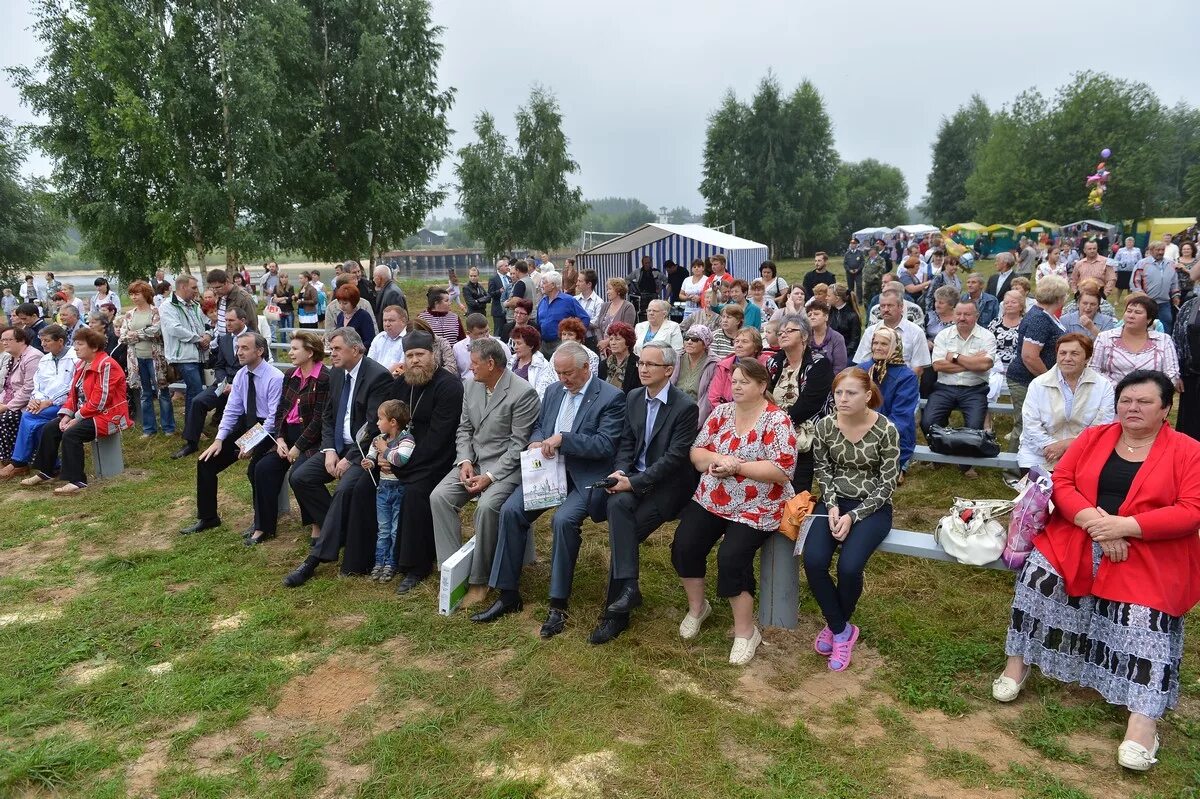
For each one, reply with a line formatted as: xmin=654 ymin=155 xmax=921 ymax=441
xmin=417 ymin=228 xmax=448 ymax=246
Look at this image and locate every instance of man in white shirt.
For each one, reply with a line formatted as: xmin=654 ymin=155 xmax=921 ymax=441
xmin=854 ymin=289 xmax=932 ymax=377
xmin=1162 ymin=232 xmax=1181 ymax=263
xmin=921 ymin=300 xmax=997 ymax=443
xmin=453 ymin=314 xmax=511 ymax=381
xmin=367 ymin=305 xmax=408 ymax=375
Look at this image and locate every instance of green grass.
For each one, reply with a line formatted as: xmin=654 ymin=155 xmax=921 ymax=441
xmin=0 ymin=256 xmax=1197 ymax=797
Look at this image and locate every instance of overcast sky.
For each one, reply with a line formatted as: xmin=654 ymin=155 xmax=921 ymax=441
xmin=4 ymin=0 xmax=1198 ymax=221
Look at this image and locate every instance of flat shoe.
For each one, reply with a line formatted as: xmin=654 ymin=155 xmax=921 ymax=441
xmin=729 ymin=627 xmax=762 ymax=666
xmin=678 ymin=600 xmax=712 ymax=640
xmin=828 ymin=624 xmax=860 ymax=672
xmin=814 ymin=626 xmax=834 ymax=656
xmin=20 ymin=473 xmax=51 ymax=487
xmin=991 ymin=666 xmax=1030 ymax=703
xmin=53 ymin=483 xmax=86 ymax=495
xmin=1117 ymin=736 xmax=1159 ymax=771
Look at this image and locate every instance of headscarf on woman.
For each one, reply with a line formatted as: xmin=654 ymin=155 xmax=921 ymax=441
xmin=867 ymin=326 xmax=905 ymax=388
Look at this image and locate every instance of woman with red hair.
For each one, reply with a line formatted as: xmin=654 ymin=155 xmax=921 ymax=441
xmin=599 ymin=322 xmax=640 ymax=392
xmin=334 ymin=283 xmax=377 ymax=344
xmin=803 ymin=367 xmax=900 ymax=672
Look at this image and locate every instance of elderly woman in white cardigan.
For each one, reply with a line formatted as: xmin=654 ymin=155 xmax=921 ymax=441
xmin=634 ymin=299 xmax=684 ymax=357
xmin=1017 ymin=331 xmax=1114 ymax=472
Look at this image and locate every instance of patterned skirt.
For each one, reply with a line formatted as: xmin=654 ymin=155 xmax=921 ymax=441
xmin=1005 ymin=546 xmax=1184 ymax=719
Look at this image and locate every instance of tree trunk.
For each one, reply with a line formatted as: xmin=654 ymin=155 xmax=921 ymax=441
xmin=216 ymin=0 xmax=236 ymax=269
xmin=369 ymin=228 xmax=378 ymax=271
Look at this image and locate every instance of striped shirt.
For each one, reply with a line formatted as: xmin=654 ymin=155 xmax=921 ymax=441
xmin=416 ymin=310 xmax=465 ymax=345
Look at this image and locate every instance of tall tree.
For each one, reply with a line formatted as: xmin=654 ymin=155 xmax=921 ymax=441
xmin=700 ymin=77 xmax=840 ymax=257
xmin=510 ymin=86 xmax=587 ymax=252
xmin=923 ymin=94 xmax=992 ymax=225
xmin=287 ymin=0 xmax=454 ymax=267
xmin=837 ymin=159 xmax=908 ymax=239
xmin=455 ymin=112 xmax=518 ymax=258
xmin=0 ymin=119 xmax=64 ymax=278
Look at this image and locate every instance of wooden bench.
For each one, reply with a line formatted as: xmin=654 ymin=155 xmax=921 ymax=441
xmin=911 ymin=445 xmax=1019 ymax=471
xmin=758 ymin=529 xmax=1007 ymax=629
xmin=89 ymin=434 xmax=124 ymax=480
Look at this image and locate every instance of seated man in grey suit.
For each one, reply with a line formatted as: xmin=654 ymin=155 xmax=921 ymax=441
xmin=471 ymin=341 xmax=625 ymax=638
xmin=592 ymin=341 xmax=700 ymax=645
xmin=430 ymin=337 xmax=540 ymax=607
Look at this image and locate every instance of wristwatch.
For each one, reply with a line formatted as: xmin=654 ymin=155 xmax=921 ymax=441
xmin=951 ymin=352 xmax=960 ymax=364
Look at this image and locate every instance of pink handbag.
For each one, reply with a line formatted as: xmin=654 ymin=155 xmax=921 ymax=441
xmin=1003 ymin=465 xmax=1053 ymax=570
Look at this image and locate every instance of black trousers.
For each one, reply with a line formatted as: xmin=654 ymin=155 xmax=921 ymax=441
xmin=183 ymin=387 xmax=227 ymax=446
xmin=491 ymin=314 xmax=507 ymax=335
xmin=920 ymin=383 xmax=988 ymax=436
xmin=604 ymin=488 xmax=668 ymax=617
xmin=196 ymin=435 xmax=268 ymax=521
xmin=33 ymin=419 xmax=97 ymax=485
xmin=670 ymin=500 xmax=772 ymax=598
xmin=293 ymin=449 xmax=373 ymax=570
xmin=251 ymin=424 xmax=312 ymax=535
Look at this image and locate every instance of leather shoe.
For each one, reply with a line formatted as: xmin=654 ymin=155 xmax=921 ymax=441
xmin=540 ymin=608 xmax=569 ymax=639
xmin=394 ymin=573 xmax=425 ymax=595
xmin=282 ymin=560 xmax=318 ymax=587
xmin=588 ymin=616 xmax=629 ymax=645
xmin=180 ymin=518 xmax=221 ymax=535
xmin=470 ymin=597 xmax=522 ymax=623
xmin=606 ymin=583 xmax=643 ymax=615
xmin=241 ymin=526 xmax=255 ymax=540
xmin=245 ymin=531 xmax=275 ymax=547
xmin=170 ymin=443 xmax=199 ymax=460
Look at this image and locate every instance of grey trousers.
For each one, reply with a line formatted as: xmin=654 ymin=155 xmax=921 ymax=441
xmin=1006 ymin=379 xmax=1029 ymax=454
xmin=429 ymin=469 xmax=530 ymax=585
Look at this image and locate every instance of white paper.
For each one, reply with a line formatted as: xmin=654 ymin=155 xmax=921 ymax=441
xmin=439 ymin=537 xmax=476 ymax=616
xmin=235 ymin=423 xmax=269 ymax=454
xmin=521 ymin=450 xmax=568 ymax=510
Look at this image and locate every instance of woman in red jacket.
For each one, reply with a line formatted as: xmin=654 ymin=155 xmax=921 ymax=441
xmin=992 ymin=370 xmax=1200 ymax=772
xmin=21 ymin=327 xmax=130 ymax=495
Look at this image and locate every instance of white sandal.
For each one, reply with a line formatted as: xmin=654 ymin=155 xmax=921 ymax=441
xmin=991 ymin=666 xmax=1029 ymax=702
xmin=728 ymin=627 xmax=762 ymax=666
xmin=678 ymin=600 xmax=711 ymax=640
xmin=1117 ymin=736 xmax=1159 ymax=771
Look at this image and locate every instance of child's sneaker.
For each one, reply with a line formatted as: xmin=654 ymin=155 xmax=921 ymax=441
xmin=379 ymin=565 xmax=395 ymax=583
xmin=369 ymin=564 xmax=383 ymax=582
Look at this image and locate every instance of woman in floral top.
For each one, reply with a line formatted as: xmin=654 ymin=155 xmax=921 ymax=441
xmin=803 ymin=367 xmax=900 ymax=673
xmin=671 ymin=358 xmax=797 ymax=667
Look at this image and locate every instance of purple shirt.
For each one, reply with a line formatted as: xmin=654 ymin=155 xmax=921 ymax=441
xmin=217 ymin=359 xmax=285 ymax=440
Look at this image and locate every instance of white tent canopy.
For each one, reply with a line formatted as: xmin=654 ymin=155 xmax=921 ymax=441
xmin=575 ymin=223 xmax=769 ymax=284
xmin=852 ymin=226 xmax=891 ymax=241
xmin=890 ymin=224 xmax=940 ymax=236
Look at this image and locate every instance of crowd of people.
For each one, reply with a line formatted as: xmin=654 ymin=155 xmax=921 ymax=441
xmin=4 ymin=229 xmax=1200 ymax=771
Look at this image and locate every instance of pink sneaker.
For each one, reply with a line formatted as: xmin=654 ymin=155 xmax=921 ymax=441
xmin=814 ymin=626 xmax=834 ymax=656
xmin=829 ymin=625 xmax=859 ymax=672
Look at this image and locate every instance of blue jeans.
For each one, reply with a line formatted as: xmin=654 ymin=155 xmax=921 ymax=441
xmin=802 ymin=499 xmax=893 ymax=634
xmin=175 ymin=362 xmax=203 ymax=427
xmin=375 ymin=479 xmax=406 ymax=568
xmin=12 ymin=406 xmax=60 ymax=465
xmin=138 ymin=357 xmax=175 ymax=434
xmin=1157 ymin=302 xmax=1174 ymax=332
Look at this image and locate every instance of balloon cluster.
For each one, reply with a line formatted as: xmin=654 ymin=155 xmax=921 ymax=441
xmin=1085 ymin=148 xmax=1113 ymax=210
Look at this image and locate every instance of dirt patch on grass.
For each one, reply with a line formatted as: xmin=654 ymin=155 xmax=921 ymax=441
xmin=377 ymin=634 xmax=453 ymax=673
xmin=274 ymin=657 xmax=379 ymax=723
xmin=327 ymin=612 xmax=367 ymax=631
xmin=0 ymin=533 xmax=68 ymax=578
xmin=126 ymin=737 xmax=171 ymax=798
xmin=0 ymin=607 xmax=64 ymax=626
xmin=890 ymin=752 xmax=1019 ymax=799
xmin=479 ymin=750 xmax=619 ymax=799
xmin=719 ymin=735 xmax=773 ymax=774
xmin=210 ymin=611 xmax=248 ymax=632
xmin=63 ymin=658 xmax=118 ymax=686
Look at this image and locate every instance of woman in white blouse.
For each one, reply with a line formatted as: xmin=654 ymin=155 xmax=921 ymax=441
xmin=1018 ymin=332 xmax=1114 ymax=472
xmin=678 ymin=259 xmax=709 ymax=315
xmin=634 ymin=299 xmax=684 ymax=357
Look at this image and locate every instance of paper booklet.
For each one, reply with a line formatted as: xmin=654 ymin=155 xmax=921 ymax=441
xmin=235 ymin=423 xmax=269 ymax=453
xmin=520 ymin=450 xmax=568 ymax=510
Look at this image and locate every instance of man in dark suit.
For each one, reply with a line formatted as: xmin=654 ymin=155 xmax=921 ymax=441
xmin=372 ymin=265 xmax=406 ymax=330
xmin=471 ymin=341 xmax=625 ymax=638
xmin=591 ymin=341 xmax=700 ymax=644
xmin=487 ymin=259 xmax=511 ymax=335
xmin=282 ymin=326 xmax=393 ymax=587
xmin=172 ymin=307 xmax=246 ymax=459
xmin=986 ymin=251 xmax=1016 ymax=301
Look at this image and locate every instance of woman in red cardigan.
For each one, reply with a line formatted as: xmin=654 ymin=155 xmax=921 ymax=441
xmin=21 ymin=327 xmax=130 ymax=495
xmin=992 ymin=370 xmax=1200 ymax=772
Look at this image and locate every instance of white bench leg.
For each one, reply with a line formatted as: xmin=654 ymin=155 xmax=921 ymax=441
xmin=89 ymin=434 xmax=125 ymax=480
xmin=757 ymin=533 xmax=799 ymax=629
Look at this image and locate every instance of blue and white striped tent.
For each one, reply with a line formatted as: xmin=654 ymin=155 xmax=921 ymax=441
xmin=575 ymin=223 xmax=769 ymax=287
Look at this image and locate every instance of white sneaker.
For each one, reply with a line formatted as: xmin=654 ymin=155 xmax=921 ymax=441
xmin=1117 ymin=736 xmax=1160 ymax=771
xmin=991 ymin=667 xmax=1029 ymax=703
xmin=729 ymin=627 xmax=762 ymax=666
xmin=678 ymin=600 xmax=711 ymax=640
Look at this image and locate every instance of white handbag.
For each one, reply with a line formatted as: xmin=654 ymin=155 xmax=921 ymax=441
xmin=935 ymin=498 xmax=1016 ymax=566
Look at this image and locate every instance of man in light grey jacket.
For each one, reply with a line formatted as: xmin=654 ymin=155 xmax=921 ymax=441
xmin=429 ymin=337 xmax=540 ymax=607
xmin=159 ymin=275 xmax=210 ymax=430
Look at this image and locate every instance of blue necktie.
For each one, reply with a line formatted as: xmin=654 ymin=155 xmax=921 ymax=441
xmin=334 ymin=373 xmax=351 ymax=452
